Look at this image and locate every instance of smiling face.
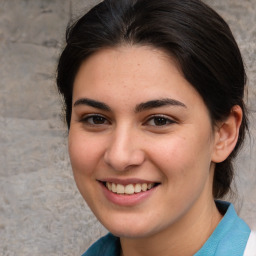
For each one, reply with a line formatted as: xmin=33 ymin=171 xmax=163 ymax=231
xmin=69 ymin=46 xmax=219 ymax=238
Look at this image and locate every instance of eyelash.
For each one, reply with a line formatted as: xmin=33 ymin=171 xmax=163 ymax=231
xmin=80 ymin=114 xmax=110 ymax=126
xmin=144 ymin=115 xmax=176 ymax=127
xmin=80 ymin=114 xmax=176 ymax=128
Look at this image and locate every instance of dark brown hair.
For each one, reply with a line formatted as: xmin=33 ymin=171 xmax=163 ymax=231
xmin=56 ymin=0 xmax=248 ymax=199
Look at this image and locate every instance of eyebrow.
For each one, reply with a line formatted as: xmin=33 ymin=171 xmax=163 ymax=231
xmin=73 ymin=98 xmax=111 ymax=111
xmin=73 ymin=97 xmax=186 ymax=112
xmin=135 ymin=98 xmax=186 ymax=112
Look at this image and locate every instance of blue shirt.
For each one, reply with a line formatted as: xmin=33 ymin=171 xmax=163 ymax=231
xmin=82 ymin=201 xmax=251 ymax=256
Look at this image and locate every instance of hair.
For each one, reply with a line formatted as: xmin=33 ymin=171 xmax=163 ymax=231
xmin=56 ymin=0 xmax=248 ymax=199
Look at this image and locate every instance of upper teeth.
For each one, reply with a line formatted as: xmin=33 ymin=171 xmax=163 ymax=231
xmin=106 ymin=182 xmax=154 ymax=195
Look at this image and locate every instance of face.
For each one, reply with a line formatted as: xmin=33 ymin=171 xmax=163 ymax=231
xmin=69 ymin=46 xmax=218 ymax=238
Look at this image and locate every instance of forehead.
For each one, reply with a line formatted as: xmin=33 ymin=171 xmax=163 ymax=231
xmin=72 ymin=45 xmax=205 ymax=111
xmin=75 ymin=45 xmax=178 ymax=84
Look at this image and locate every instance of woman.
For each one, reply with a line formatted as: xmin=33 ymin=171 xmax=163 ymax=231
xmin=56 ymin=0 xmax=255 ymax=255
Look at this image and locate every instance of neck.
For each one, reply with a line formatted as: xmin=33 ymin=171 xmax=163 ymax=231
xmin=120 ymin=197 xmax=222 ymax=256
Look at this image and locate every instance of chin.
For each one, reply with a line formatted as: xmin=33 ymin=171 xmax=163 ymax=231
xmin=109 ymin=227 xmax=152 ymax=239
xmin=99 ymin=216 xmax=159 ymax=239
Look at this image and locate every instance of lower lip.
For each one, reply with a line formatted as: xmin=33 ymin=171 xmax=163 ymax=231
xmin=100 ymin=182 xmax=158 ymax=207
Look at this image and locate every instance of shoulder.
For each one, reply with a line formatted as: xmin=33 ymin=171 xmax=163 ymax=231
xmin=81 ymin=233 xmax=120 ymax=256
xmin=195 ymin=201 xmax=251 ymax=256
xmin=215 ymin=201 xmax=251 ymax=255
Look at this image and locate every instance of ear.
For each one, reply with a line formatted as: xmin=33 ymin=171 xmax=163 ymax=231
xmin=211 ymin=105 xmax=243 ymax=163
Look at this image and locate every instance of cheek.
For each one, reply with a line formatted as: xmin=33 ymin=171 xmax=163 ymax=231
xmin=68 ymin=130 xmax=103 ymax=177
xmin=68 ymin=130 xmax=106 ymax=206
xmin=151 ymin=131 xmax=213 ymax=179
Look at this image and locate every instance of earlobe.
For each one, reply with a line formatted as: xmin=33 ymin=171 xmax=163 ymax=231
xmin=211 ymin=105 xmax=243 ymax=163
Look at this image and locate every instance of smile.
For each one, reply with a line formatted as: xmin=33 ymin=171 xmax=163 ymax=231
xmin=104 ymin=182 xmax=158 ymax=195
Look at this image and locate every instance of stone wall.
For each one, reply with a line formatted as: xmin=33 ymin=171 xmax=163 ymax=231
xmin=0 ymin=0 xmax=255 ymax=255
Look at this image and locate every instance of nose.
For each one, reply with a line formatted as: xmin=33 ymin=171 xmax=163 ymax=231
xmin=103 ymin=127 xmax=145 ymax=172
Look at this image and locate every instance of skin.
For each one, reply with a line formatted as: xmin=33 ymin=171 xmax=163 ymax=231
xmin=68 ymin=46 xmax=242 ymax=256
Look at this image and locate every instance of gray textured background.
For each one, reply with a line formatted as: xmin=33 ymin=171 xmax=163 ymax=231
xmin=0 ymin=0 xmax=255 ymax=255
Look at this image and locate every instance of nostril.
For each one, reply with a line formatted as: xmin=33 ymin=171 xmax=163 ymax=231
xmin=104 ymin=147 xmax=146 ymax=172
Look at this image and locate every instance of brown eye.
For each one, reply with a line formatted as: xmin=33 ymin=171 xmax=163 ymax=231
xmin=153 ymin=117 xmax=168 ymax=126
xmin=81 ymin=114 xmax=109 ymax=125
xmin=91 ymin=116 xmax=106 ymax=124
xmin=146 ymin=115 xmax=176 ymax=127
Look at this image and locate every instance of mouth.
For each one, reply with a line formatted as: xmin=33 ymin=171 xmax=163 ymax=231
xmin=102 ymin=181 xmax=160 ymax=195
